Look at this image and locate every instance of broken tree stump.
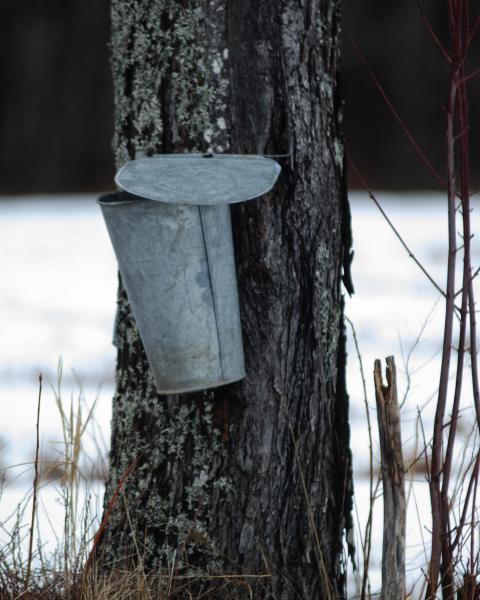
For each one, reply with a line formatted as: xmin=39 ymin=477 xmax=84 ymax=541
xmin=374 ymin=355 xmax=406 ymax=600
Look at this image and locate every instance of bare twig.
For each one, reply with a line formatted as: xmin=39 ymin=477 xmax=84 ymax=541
xmin=346 ymin=316 xmax=374 ymax=600
xmin=287 ymin=417 xmax=336 ymax=600
xmin=84 ymin=456 xmax=139 ymax=574
xmin=24 ymin=375 xmax=42 ymax=597
xmin=454 ymin=265 xmax=480 ymax=297
xmin=427 ymin=32 xmax=459 ymax=600
xmin=121 ymin=491 xmax=152 ymax=600
xmin=426 ymin=3 xmax=479 ymax=597
xmin=415 ymin=0 xmax=452 ymax=63
xmin=349 ymin=39 xmax=447 ymax=188
xmin=349 ymin=160 xmax=447 ymax=301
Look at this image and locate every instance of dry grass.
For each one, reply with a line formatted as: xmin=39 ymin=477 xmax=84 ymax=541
xmin=5 ymin=567 xmax=267 ymax=600
xmin=0 ymin=370 xmax=271 ymax=599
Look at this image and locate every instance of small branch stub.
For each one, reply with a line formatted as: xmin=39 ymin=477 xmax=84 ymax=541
xmin=374 ymin=356 xmax=406 ymax=600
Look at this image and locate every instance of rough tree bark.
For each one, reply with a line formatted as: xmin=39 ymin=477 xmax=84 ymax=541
xmin=99 ymin=1 xmax=354 ymax=598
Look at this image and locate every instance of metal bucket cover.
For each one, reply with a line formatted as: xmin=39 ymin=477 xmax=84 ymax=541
xmin=115 ymin=154 xmax=281 ymax=205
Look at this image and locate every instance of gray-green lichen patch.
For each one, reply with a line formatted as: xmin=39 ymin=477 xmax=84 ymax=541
xmin=314 ymin=242 xmax=341 ymax=379
xmin=104 ymin=350 xmax=233 ymax=568
xmin=111 ymin=0 xmax=230 ymax=167
xmin=333 ymin=138 xmax=344 ymax=168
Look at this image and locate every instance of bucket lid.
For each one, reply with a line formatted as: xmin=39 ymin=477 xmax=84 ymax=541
xmin=115 ymin=154 xmax=281 ymax=205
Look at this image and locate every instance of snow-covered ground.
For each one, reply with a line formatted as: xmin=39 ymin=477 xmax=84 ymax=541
xmin=1 ymin=192 xmax=479 ymax=596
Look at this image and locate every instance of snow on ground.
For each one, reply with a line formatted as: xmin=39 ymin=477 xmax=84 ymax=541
xmin=1 ymin=192 xmax=479 ymax=596
xmin=0 ymin=196 xmax=117 ymax=384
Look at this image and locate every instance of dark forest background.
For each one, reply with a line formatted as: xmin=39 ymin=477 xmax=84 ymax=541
xmin=1 ymin=1 xmax=479 ymax=193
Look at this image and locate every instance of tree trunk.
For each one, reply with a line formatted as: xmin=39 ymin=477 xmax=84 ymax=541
xmin=100 ymin=1 xmax=354 ymax=598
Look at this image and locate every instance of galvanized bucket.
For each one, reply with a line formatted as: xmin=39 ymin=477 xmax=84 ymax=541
xmin=99 ymin=154 xmax=280 ymax=394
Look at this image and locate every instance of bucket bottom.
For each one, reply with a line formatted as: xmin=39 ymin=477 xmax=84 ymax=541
xmin=155 ymin=374 xmax=244 ymax=395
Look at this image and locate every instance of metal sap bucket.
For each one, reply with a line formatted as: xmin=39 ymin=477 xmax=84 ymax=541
xmin=99 ymin=154 xmax=281 ymax=394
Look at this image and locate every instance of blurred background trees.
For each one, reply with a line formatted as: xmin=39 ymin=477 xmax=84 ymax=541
xmin=0 ymin=1 xmax=113 ymax=193
xmin=1 ymin=1 xmax=479 ymax=193
xmin=343 ymin=0 xmax=480 ymax=190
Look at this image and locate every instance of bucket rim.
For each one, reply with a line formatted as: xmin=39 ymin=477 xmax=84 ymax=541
xmin=97 ymin=191 xmax=140 ymax=206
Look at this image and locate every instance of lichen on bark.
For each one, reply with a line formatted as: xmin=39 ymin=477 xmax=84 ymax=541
xmin=111 ymin=0 xmax=229 ymax=165
xmin=103 ymin=0 xmax=233 ymax=572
